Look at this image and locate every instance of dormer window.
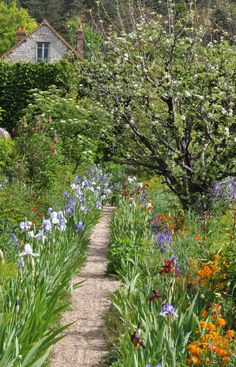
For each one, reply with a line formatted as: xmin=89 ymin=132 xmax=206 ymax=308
xmin=37 ymin=42 xmax=50 ymax=62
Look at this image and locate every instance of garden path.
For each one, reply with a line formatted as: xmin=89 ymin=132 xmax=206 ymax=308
xmin=51 ymin=206 xmax=119 ymax=367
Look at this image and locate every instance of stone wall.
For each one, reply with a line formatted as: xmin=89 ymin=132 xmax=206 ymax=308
xmin=4 ymin=26 xmax=69 ymax=63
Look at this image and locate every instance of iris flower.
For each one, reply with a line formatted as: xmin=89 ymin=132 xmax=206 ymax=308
xmin=19 ymin=244 xmax=39 ymax=267
xmin=19 ymin=220 xmax=32 ymax=232
xmin=160 ymin=304 xmax=178 ymax=318
xmin=19 ymin=244 xmax=39 ymax=258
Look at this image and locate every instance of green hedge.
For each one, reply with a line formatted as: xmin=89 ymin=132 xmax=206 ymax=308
xmin=0 ymin=61 xmax=74 ymax=131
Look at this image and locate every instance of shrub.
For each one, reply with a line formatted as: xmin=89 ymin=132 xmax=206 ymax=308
xmin=0 ymin=61 xmax=75 ymax=131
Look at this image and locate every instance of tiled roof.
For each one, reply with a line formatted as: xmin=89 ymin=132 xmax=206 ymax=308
xmin=1 ymin=19 xmax=84 ymax=61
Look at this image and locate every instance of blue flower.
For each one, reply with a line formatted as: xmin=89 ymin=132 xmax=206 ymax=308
xmin=156 ymin=232 xmax=171 ymax=245
xmin=160 ymin=304 xmax=178 ymax=318
xmin=82 ymin=181 xmax=89 ymax=188
xmin=75 ymin=221 xmax=84 ymax=231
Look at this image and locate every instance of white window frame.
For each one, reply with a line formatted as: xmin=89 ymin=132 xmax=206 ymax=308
xmin=36 ymin=42 xmax=50 ymax=63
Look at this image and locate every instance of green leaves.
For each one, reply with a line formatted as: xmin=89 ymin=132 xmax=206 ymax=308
xmin=0 ymin=61 xmax=74 ymax=131
xmin=0 ymin=1 xmax=37 ymax=56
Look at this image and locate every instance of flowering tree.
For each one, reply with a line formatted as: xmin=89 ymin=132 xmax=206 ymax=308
xmin=80 ymin=5 xmax=236 ymax=210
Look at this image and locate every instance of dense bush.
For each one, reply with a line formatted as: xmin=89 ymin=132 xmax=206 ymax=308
xmin=0 ymin=61 xmax=75 ymax=131
xmin=18 ymin=87 xmax=112 ymax=170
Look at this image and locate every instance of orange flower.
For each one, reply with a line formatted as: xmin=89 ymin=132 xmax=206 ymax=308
xmin=226 ymin=330 xmax=234 ymax=338
xmin=195 ymin=235 xmax=201 ymax=241
xmin=216 ymin=318 xmax=226 ymax=327
xmin=200 ymin=321 xmax=207 ymax=328
xmin=186 ymin=356 xmax=201 ymax=366
xmin=207 ymin=323 xmax=216 ymax=332
xmin=222 ymin=357 xmax=230 ymax=363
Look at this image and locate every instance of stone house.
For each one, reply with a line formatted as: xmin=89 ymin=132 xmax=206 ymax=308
xmin=2 ymin=19 xmax=84 ymax=63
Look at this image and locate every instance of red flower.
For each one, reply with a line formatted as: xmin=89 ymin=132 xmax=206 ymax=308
xmin=149 ymin=289 xmax=162 ymax=302
xmin=159 ymin=260 xmax=180 ymax=275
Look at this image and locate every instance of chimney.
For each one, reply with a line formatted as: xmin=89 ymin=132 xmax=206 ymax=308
xmin=16 ymin=27 xmax=26 ymax=42
xmin=76 ymin=28 xmax=84 ymax=59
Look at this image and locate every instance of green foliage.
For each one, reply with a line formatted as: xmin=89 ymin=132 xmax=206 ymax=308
xmin=66 ymin=17 xmax=103 ymax=61
xmin=0 ymin=137 xmax=14 ymax=171
xmin=107 ymin=199 xmax=152 ymax=274
xmin=16 ymin=127 xmax=62 ymax=191
xmin=0 ymin=0 xmax=37 ymax=55
xmin=15 ymin=0 xmax=82 ymax=33
xmin=0 ymin=61 xmax=75 ymax=131
xmin=19 ymin=86 xmax=112 ymax=170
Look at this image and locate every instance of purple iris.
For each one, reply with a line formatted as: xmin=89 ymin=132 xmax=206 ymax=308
xmin=160 ymin=304 xmax=178 ymax=318
xmin=75 ymin=221 xmax=84 ymax=231
xmin=42 ymin=218 xmax=52 ymax=232
xmin=96 ymin=202 xmax=102 ymax=210
xmin=156 ymin=232 xmax=171 ymax=245
xmin=68 ymin=199 xmax=76 ymax=208
xmin=82 ymin=181 xmax=89 ymax=188
xmin=10 ymin=233 xmax=19 ymax=246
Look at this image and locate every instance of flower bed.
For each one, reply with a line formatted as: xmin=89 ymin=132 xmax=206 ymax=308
xmin=104 ymin=181 xmax=235 ymax=367
xmin=0 ymin=166 xmax=111 ymax=366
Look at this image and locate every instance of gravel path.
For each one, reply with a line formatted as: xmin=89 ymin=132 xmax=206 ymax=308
xmin=51 ymin=206 xmax=119 ymax=367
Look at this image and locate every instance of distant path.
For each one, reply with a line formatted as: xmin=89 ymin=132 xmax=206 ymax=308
xmin=51 ymin=206 xmax=119 ymax=367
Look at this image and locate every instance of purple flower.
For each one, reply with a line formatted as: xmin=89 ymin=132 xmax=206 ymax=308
xmin=34 ymin=229 xmax=46 ymax=242
xmin=160 ymin=304 xmax=178 ymax=318
xmin=156 ymin=232 xmax=171 ymax=245
xmin=75 ymin=221 xmax=84 ymax=231
xmin=82 ymin=181 xmax=89 ymax=188
xmin=42 ymin=218 xmax=52 ymax=232
xmin=96 ymin=202 xmax=102 ymax=210
xmin=68 ymin=199 xmax=76 ymax=208
xmin=19 ymin=220 xmax=32 ymax=232
xmin=10 ymin=233 xmax=19 ymax=246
